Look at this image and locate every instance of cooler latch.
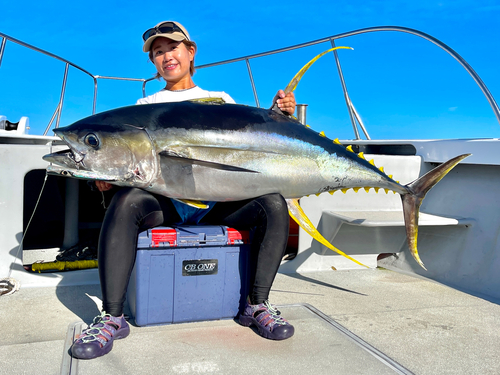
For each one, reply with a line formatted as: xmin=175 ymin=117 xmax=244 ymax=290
xmin=227 ymin=228 xmax=250 ymax=245
xmin=150 ymin=228 xmax=177 ymax=247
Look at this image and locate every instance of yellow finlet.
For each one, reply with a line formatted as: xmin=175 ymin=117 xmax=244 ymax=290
xmin=374 ymin=187 xmax=380 ymax=193
xmin=384 ymin=189 xmax=389 ymax=194
xmin=353 ymin=187 xmax=361 ymax=193
xmin=319 ymin=131 xmax=326 ymax=137
xmin=379 ymin=166 xmax=384 ymax=173
xmin=329 ymin=190 xmax=336 ymax=195
xmin=346 ymin=145 xmax=354 ymax=152
xmin=306 ymin=124 xmax=311 ymax=128
xmin=341 ymin=188 xmax=349 ymax=194
xmin=388 ymin=175 xmax=393 ymax=179
xmin=333 ymin=138 xmax=342 ymax=145
xmin=315 ymin=193 xmax=321 ymax=197
xmin=286 ymin=198 xmax=369 ymax=268
xmin=358 ymin=152 xmax=365 ymax=159
xmin=364 ymin=187 xmax=371 ymax=193
xmin=369 ymin=159 xmax=375 ymax=166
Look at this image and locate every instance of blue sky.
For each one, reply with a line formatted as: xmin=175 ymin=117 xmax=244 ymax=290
xmin=1 ymin=0 xmax=499 ymax=140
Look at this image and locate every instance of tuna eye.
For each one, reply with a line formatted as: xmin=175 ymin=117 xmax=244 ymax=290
xmin=84 ymin=134 xmax=99 ymax=148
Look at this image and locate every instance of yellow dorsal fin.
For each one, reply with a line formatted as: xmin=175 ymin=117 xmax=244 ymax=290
xmin=346 ymin=145 xmax=354 ymax=152
xmin=364 ymin=187 xmax=371 ymax=193
xmin=286 ymin=198 xmax=369 ymax=268
xmin=341 ymin=188 xmax=349 ymax=194
xmin=358 ymin=152 xmax=365 ymax=159
xmin=319 ymin=131 xmax=326 ymax=137
xmin=333 ymin=138 xmax=342 ymax=145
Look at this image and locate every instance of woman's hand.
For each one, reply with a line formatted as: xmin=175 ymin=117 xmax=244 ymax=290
xmin=274 ymin=90 xmax=296 ymax=115
xmin=95 ymin=181 xmax=113 ymax=192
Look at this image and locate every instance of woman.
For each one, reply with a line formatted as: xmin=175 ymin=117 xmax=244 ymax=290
xmin=71 ymin=21 xmax=296 ymax=360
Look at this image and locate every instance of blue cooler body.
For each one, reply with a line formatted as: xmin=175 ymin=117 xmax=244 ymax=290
xmin=127 ymin=225 xmax=251 ymax=326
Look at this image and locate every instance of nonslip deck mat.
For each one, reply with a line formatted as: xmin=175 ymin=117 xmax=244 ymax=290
xmin=61 ymin=303 xmax=413 ymax=375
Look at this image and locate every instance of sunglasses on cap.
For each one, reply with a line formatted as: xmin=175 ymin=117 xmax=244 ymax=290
xmin=142 ymin=22 xmax=188 ymax=42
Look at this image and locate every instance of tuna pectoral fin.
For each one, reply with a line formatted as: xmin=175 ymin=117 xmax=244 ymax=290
xmin=286 ymin=199 xmax=369 ymax=268
xmin=402 ymin=153 xmax=471 ymax=270
xmin=171 ymin=198 xmax=209 ymax=209
xmin=159 ymin=151 xmax=259 ymax=173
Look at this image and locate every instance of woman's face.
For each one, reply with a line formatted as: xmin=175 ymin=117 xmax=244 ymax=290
xmin=151 ymin=37 xmax=194 ymax=86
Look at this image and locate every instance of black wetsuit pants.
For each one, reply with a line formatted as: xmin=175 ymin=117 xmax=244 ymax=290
xmin=98 ymin=188 xmax=289 ymax=316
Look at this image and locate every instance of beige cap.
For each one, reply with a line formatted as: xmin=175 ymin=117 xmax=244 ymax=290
xmin=142 ymin=21 xmax=191 ymax=52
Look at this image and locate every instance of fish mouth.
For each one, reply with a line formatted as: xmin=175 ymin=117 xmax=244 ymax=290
xmin=43 ymin=149 xmax=119 ymax=181
xmin=45 ymin=164 xmax=119 ymax=181
xmin=43 ymin=148 xmax=83 ymax=169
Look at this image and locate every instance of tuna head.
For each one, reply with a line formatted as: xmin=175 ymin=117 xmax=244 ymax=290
xmin=43 ymin=122 xmax=156 ymax=187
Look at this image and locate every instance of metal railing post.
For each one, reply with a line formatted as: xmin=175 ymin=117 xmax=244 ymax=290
xmin=296 ymin=104 xmax=308 ymax=125
xmin=43 ymin=107 xmax=60 ymax=136
xmin=245 ymin=59 xmax=260 ymax=107
xmin=92 ymin=77 xmax=98 ymax=115
xmin=330 ymin=38 xmax=360 ymax=139
xmin=0 ymin=37 xmax=6 ymax=68
xmin=349 ymin=100 xmax=371 ymax=140
xmin=55 ymin=63 xmax=70 ymax=129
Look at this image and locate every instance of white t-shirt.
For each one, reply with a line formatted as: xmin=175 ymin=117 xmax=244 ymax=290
xmin=136 ymin=86 xmax=235 ymax=105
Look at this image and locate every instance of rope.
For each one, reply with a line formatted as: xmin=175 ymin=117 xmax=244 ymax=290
xmin=0 ymin=172 xmax=49 ymax=295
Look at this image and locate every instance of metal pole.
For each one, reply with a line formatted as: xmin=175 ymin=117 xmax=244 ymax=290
xmin=92 ymin=77 xmax=98 ymax=115
xmin=55 ymin=63 xmax=69 ymax=129
xmin=142 ymin=77 xmax=156 ymax=98
xmin=0 ymin=37 xmax=6 ymax=68
xmin=349 ymin=100 xmax=371 ymax=140
xmin=42 ymin=106 xmax=60 ymax=136
xmin=62 ymin=178 xmax=79 ymax=250
xmin=245 ymin=59 xmax=260 ymax=107
xmin=296 ymin=104 xmax=308 ymax=125
xmin=330 ymin=38 xmax=360 ymax=140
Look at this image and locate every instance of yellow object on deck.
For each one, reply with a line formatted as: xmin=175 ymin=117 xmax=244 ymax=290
xmin=31 ymin=260 xmax=98 ymax=273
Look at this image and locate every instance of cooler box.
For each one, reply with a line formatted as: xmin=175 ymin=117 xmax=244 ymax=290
xmin=127 ymin=225 xmax=251 ymax=326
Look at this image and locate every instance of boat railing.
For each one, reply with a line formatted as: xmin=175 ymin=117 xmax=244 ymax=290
xmin=1 ymin=26 xmax=499 ymax=139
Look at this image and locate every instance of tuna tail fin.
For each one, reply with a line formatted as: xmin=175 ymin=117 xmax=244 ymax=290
xmin=286 ymin=198 xmax=369 ymax=268
xmin=402 ymin=153 xmax=471 ymax=270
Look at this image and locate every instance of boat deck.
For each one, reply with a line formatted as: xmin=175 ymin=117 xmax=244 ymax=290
xmin=1 ymin=268 xmax=499 ymax=375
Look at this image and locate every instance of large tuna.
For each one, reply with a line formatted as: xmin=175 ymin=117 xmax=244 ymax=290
xmin=43 ymin=100 xmax=469 ymax=270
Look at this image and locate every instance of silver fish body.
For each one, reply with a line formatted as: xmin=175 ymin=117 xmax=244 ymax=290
xmin=45 ymin=102 xmax=404 ymax=200
xmin=43 ymin=101 xmax=470 ymax=269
